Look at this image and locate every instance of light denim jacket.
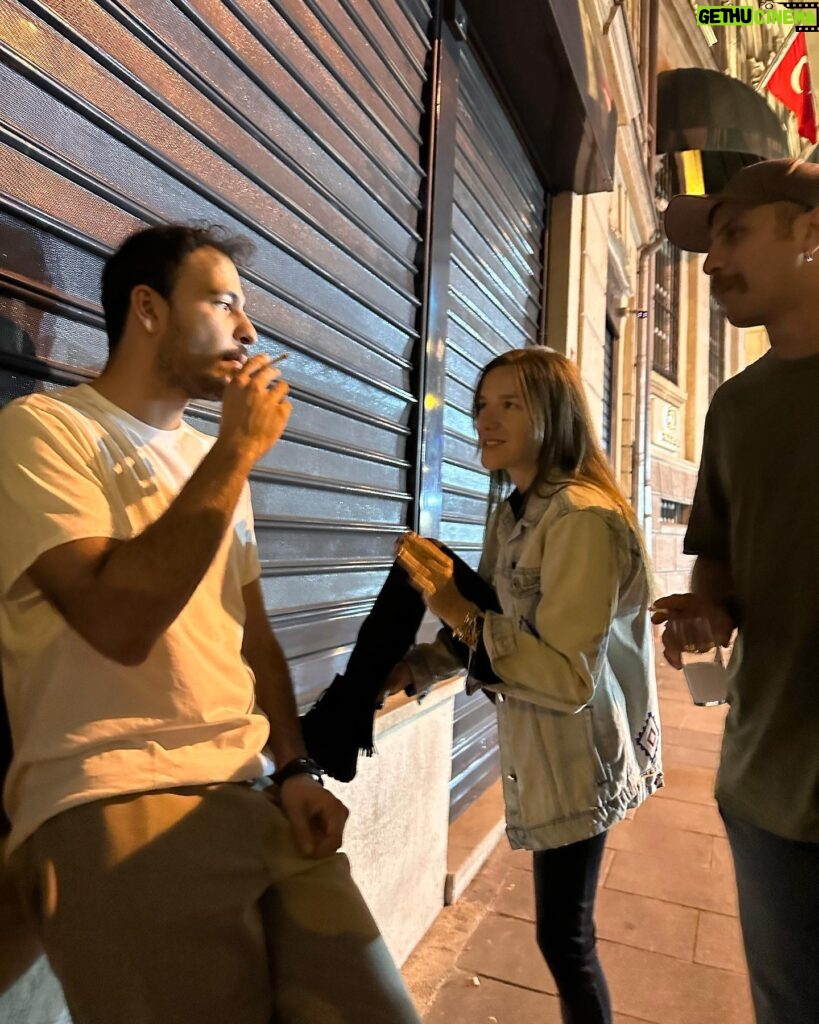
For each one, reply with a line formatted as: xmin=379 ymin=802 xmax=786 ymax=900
xmin=406 ymin=483 xmax=663 ymax=850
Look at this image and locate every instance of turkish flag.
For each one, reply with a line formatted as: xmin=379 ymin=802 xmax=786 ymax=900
xmin=766 ymin=32 xmax=817 ymax=143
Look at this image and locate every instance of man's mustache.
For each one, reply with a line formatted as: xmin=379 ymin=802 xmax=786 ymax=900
xmin=710 ymin=274 xmax=747 ymax=296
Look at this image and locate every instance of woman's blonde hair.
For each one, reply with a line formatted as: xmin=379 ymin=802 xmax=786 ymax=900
xmin=473 ymin=347 xmax=642 ymax=544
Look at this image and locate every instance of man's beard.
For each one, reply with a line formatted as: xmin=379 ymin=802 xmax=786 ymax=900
xmin=157 ymin=328 xmax=227 ymax=401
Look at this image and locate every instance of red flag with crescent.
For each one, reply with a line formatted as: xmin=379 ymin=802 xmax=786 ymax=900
xmin=766 ymin=32 xmax=817 ymax=144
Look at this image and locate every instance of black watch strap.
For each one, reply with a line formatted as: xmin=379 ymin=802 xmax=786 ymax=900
xmin=272 ymin=756 xmax=325 ymax=788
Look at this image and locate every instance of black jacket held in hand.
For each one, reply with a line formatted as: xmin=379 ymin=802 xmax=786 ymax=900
xmin=301 ymin=547 xmax=501 ymax=783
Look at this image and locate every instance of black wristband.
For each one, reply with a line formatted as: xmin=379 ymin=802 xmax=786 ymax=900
xmin=272 ymin=756 xmax=325 ymax=788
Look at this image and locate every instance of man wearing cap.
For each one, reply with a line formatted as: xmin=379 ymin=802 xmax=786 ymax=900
xmin=653 ymin=158 xmax=819 ymax=1024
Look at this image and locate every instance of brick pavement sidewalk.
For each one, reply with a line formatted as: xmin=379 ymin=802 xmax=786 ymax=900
xmin=402 ymin=659 xmax=753 ymax=1024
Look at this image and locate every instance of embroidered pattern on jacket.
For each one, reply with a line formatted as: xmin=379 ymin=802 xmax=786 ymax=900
xmin=636 ymin=712 xmax=660 ymax=763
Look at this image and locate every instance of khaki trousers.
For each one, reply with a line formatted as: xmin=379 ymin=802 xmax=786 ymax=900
xmin=10 ymin=783 xmax=420 ymax=1024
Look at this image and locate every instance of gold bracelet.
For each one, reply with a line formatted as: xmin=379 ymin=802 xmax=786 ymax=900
xmin=451 ymin=606 xmax=483 ymax=648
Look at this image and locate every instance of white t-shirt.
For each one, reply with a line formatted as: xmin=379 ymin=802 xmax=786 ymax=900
xmin=0 ymin=384 xmax=271 ymax=854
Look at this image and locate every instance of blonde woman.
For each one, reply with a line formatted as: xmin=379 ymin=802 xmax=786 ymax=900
xmin=390 ymin=347 xmax=663 ymax=1023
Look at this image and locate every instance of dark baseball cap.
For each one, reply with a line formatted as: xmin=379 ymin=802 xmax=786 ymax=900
xmin=664 ymin=158 xmax=819 ymax=253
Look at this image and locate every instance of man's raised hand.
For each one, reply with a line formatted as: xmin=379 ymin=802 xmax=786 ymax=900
xmin=218 ymin=353 xmax=292 ymax=465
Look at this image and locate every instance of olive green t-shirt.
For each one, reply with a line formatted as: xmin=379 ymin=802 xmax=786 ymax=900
xmin=685 ymin=349 xmax=819 ymax=843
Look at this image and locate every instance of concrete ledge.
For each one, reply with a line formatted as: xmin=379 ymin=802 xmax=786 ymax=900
xmin=326 ymin=678 xmax=464 ymax=966
xmin=373 ymin=676 xmax=463 ymax=737
xmin=444 ymin=779 xmax=506 ymax=905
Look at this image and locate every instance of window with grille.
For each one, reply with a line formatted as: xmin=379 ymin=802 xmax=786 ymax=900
xmin=708 ymin=291 xmax=726 ymax=401
xmin=659 ymin=499 xmax=691 ymax=525
xmin=653 ymin=157 xmax=680 ymax=383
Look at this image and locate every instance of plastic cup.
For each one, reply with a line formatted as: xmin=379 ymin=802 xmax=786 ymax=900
xmin=666 ymin=617 xmax=728 ymax=707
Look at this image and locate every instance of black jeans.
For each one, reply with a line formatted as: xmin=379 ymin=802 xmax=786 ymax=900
xmin=533 ymin=831 xmax=611 ymax=1024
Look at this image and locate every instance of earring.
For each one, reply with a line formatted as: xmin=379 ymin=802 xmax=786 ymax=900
xmin=805 ymin=251 xmax=815 ymax=264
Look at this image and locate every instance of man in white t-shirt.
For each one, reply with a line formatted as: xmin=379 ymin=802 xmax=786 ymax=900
xmin=0 ymin=225 xmax=420 ymax=1024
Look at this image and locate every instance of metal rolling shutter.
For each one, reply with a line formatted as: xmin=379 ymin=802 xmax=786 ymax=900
xmin=441 ymin=45 xmax=546 ymax=821
xmin=0 ymin=0 xmax=431 ymax=704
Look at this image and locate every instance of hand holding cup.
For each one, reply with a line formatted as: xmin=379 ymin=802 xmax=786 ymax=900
xmin=663 ymin=616 xmax=729 ymax=706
